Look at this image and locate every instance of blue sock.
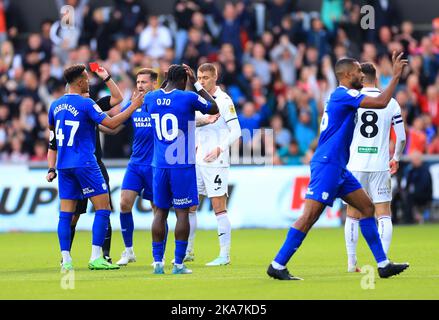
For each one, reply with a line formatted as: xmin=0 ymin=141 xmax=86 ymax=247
xmin=58 ymin=212 xmax=74 ymax=251
xmin=174 ymin=240 xmax=188 ymax=265
xmin=359 ymin=217 xmax=387 ymax=263
xmin=152 ymin=241 xmax=164 ymax=262
xmin=92 ymin=210 xmax=111 ymax=247
xmin=120 ymin=212 xmax=134 ymax=248
xmin=163 ymin=222 xmax=169 ymax=253
xmin=274 ymin=227 xmax=306 ymax=266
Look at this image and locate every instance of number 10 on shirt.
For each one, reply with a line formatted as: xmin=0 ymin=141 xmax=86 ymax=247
xmin=151 ymin=113 xmax=179 ymax=141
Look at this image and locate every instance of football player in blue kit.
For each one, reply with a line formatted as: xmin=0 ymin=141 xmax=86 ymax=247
xmin=99 ymin=68 xmax=162 ymax=266
xmin=267 ymin=52 xmax=410 ymax=280
xmin=145 ymin=64 xmax=219 ymax=274
xmin=46 ymin=64 xmax=145 ymax=271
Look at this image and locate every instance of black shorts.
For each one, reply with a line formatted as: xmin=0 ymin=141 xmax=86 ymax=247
xmin=74 ymin=161 xmax=113 ymax=214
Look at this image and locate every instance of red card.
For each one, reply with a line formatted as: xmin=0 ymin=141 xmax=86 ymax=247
xmin=89 ymin=62 xmax=99 ymax=72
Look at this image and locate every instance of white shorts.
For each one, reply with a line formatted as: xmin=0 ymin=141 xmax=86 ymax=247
xmin=351 ymin=171 xmax=392 ymax=203
xmin=196 ymin=165 xmax=229 ymax=198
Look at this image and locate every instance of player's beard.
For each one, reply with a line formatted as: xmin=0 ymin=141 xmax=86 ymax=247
xmin=351 ymin=78 xmax=363 ymax=90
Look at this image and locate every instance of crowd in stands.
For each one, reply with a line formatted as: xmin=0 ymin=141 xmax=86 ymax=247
xmin=1 ymin=0 xmax=439 ymax=166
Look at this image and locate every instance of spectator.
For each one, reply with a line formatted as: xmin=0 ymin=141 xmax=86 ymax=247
xmin=182 ymin=27 xmax=212 ymax=70
xmin=402 ymin=152 xmax=433 ymax=223
xmin=320 ymin=0 xmax=343 ymax=33
xmin=174 ymin=0 xmax=199 ymax=62
xmin=306 ymin=17 xmax=331 ymax=61
xmin=30 ymin=139 xmax=47 ymax=162
xmin=407 ymin=116 xmax=427 ymax=154
xmin=270 ymin=34 xmax=298 ymax=86
xmin=211 ymin=1 xmax=249 ymax=59
xmin=286 ymin=88 xmax=318 ymax=154
xmin=2 ymin=135 xmax=28 ymax=163
xmin=277 ymin=139 xmax=303 ymax=165
xmin=271 ymin=114 xmax=291 ymax=148
xmin=266 ymin=0 xmax=297 ymax=34
xmin=419 ymin=85 xmax=439 ymax=126
xmin=112 ymin=0 xmax=148 ymax=37
xmin=55 ymin=0 xmax=90 ymax=33
xmin=244 ymin=42 xmax=271 ymax=86
xmin=238 ymin=101 xmax=264 ymax=145
xmin=138 ymin=15 xmax=173 ymax=61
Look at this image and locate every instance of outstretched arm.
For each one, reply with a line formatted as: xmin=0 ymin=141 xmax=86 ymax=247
xmin=100 ymin=91 xmax=145 ymax=129
xmin=360 ymin=52 xmax=408 ymax=109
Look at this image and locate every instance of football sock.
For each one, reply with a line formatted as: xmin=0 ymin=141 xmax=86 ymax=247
xmin=359 ymin=217 xmax=388 ymax=265
xmin=58 ymin=212 xmax=74 ymax=252
xmin=120 ymin=212 xmax=134 ymax=248
xmin=186 ymin=211 xmax=197 ymax=254
xmin=273 ymin=227 xmax=306 ymax=267
xmin=102 ymin=220 xmax=112 ymax=257
xmin=216 ymin=212 xmax=231 ymax=258
xmin=91 ymin=245 xmax=102 ymax=261
xmin=152 ymin=241 xmax=165 ymax=263
xmin=345 ymin=216 xmax=359 ymax=266
xmin=61 ymin=251 xmax=72 ymax=264
xmin=69 ymin=224 xmax=76 ymax=251
xmin=174 ymin=240 xmax=188 ymax=265
xmin=92 ymin=210 xmax=111 ymax=247
xmin=377 ymin=216 xmax=393 ymax=255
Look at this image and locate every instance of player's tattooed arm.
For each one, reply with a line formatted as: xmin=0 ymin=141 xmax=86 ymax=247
xmin=183 ymin=64 xmax=219 ymax=115
xmin=360 ymin=52 xmax=408 ymax=109
xmin=100 ymin=90 xmax=145 ymax=129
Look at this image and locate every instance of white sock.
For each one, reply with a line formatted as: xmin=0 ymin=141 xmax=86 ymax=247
xmin=377 ymin=259 xmax=390 ymax=268
xmin=126 ymin=247 xmax=134 ymax=255
xmin=216 ymin=212 xmax=231 ymax=258
xmin=61 ymin=251 xmax=72 ymax=264
xmin=377 ymin=216 xmax=393 ymax=255
xmin=345 ymin=216 xmax=359 ymax=266
xmin=186 ymin=211 xmax=197 ymax=254
xmin=271 ymin=261 xmax=286 ymax=270
xmin=90 ymin=245 xmax=102 ymax=261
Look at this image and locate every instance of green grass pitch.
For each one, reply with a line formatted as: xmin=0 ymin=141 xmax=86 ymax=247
xmin=1 ymin=225 xmax=438 ymax=299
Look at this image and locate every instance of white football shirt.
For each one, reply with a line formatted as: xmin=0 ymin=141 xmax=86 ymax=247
xmin=195 ymin=87 xmax=239 ymax=168
xmin=347 ymin=87 xmax=403 ymax=172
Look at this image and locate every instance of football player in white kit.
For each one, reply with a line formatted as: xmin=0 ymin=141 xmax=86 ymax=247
xmin=186 ymin=63 xmax=241 ymax=266
xmin=345 ymin=62 xmax=406 ymax=272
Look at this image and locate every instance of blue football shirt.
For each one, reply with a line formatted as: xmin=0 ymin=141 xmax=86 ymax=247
xmin=145 ymin=89 xmax=212 ymax=168
xmin=312 ymin=86 xmax=366 ymax=167
xmin=122 ymin=101 xmax=154 ymax=165
xmin=48 ymin=94 xmax=107 ymax=169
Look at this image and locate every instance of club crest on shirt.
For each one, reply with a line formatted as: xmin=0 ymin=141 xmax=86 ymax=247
xmin=93 ymin=104 xmax=103 ymax=114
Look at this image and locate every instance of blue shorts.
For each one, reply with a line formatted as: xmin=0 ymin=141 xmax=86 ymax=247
xmin=121 ymin=163 xmax=153 ymax=201
xmin=152 ymin=166 xmax=198 ymax=209
xmin=58 ymin=162 xmax=108 ymax=200
xmin=305 ymin=162 xmax=362 ymax=207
